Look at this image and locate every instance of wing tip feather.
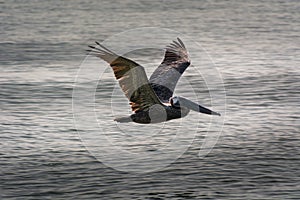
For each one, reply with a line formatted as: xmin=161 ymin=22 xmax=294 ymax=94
xmin=177 ymin=37 xmax=186 ymax=48
xmin=165 ymin=37 xmax=187 ymax=53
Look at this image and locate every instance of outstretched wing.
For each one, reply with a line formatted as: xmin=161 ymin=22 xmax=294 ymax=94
xmin=149 ymin=38 xmax=190 ymax=102
xmin=87 ymin=42 xmax=163 ymax=112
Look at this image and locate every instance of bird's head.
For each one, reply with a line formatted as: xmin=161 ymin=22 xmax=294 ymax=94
xmin=170 ymin=96 xmax=221 ymax=116
xmin=170 ymin=96 xmax=181 ymax=108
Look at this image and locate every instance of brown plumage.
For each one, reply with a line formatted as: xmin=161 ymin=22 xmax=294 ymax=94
xmin=88 ymin=42 xmax=163 ymax=113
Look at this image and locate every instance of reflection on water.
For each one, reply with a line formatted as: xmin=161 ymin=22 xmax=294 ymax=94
xmin=1 ymin=0 xmax=299 ymax=199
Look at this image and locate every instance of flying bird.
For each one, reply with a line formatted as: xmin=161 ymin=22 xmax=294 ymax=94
xmin=87 ymin=38 xmax=220 ymax=124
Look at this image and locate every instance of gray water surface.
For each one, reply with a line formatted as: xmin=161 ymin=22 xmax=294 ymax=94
xmin=1 ymin=0 xmax=300 ymax=199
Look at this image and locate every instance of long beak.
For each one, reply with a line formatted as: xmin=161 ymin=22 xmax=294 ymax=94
xmin=178 ymin=97 xmax=221 ymax=116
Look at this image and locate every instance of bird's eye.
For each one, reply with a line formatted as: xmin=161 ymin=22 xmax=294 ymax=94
xmin=171 ymin=97 xmax=180 ymax=108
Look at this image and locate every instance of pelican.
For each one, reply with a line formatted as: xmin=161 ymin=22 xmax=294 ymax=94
xmin=87 ymin=38 xmax=220 ymax=124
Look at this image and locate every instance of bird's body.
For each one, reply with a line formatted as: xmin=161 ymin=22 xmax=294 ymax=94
xmin=115 ymin=105 xmax=190 ymax=124
xmin=88 ymin=38 xmax=220 ymax=124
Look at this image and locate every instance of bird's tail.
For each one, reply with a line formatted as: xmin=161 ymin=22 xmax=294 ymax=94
xmin=114 ymin=116 xmax=132 ymax=123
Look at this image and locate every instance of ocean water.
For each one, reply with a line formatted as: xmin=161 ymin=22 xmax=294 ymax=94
xmin=1 ymin=0 xmax=300 ymax=199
